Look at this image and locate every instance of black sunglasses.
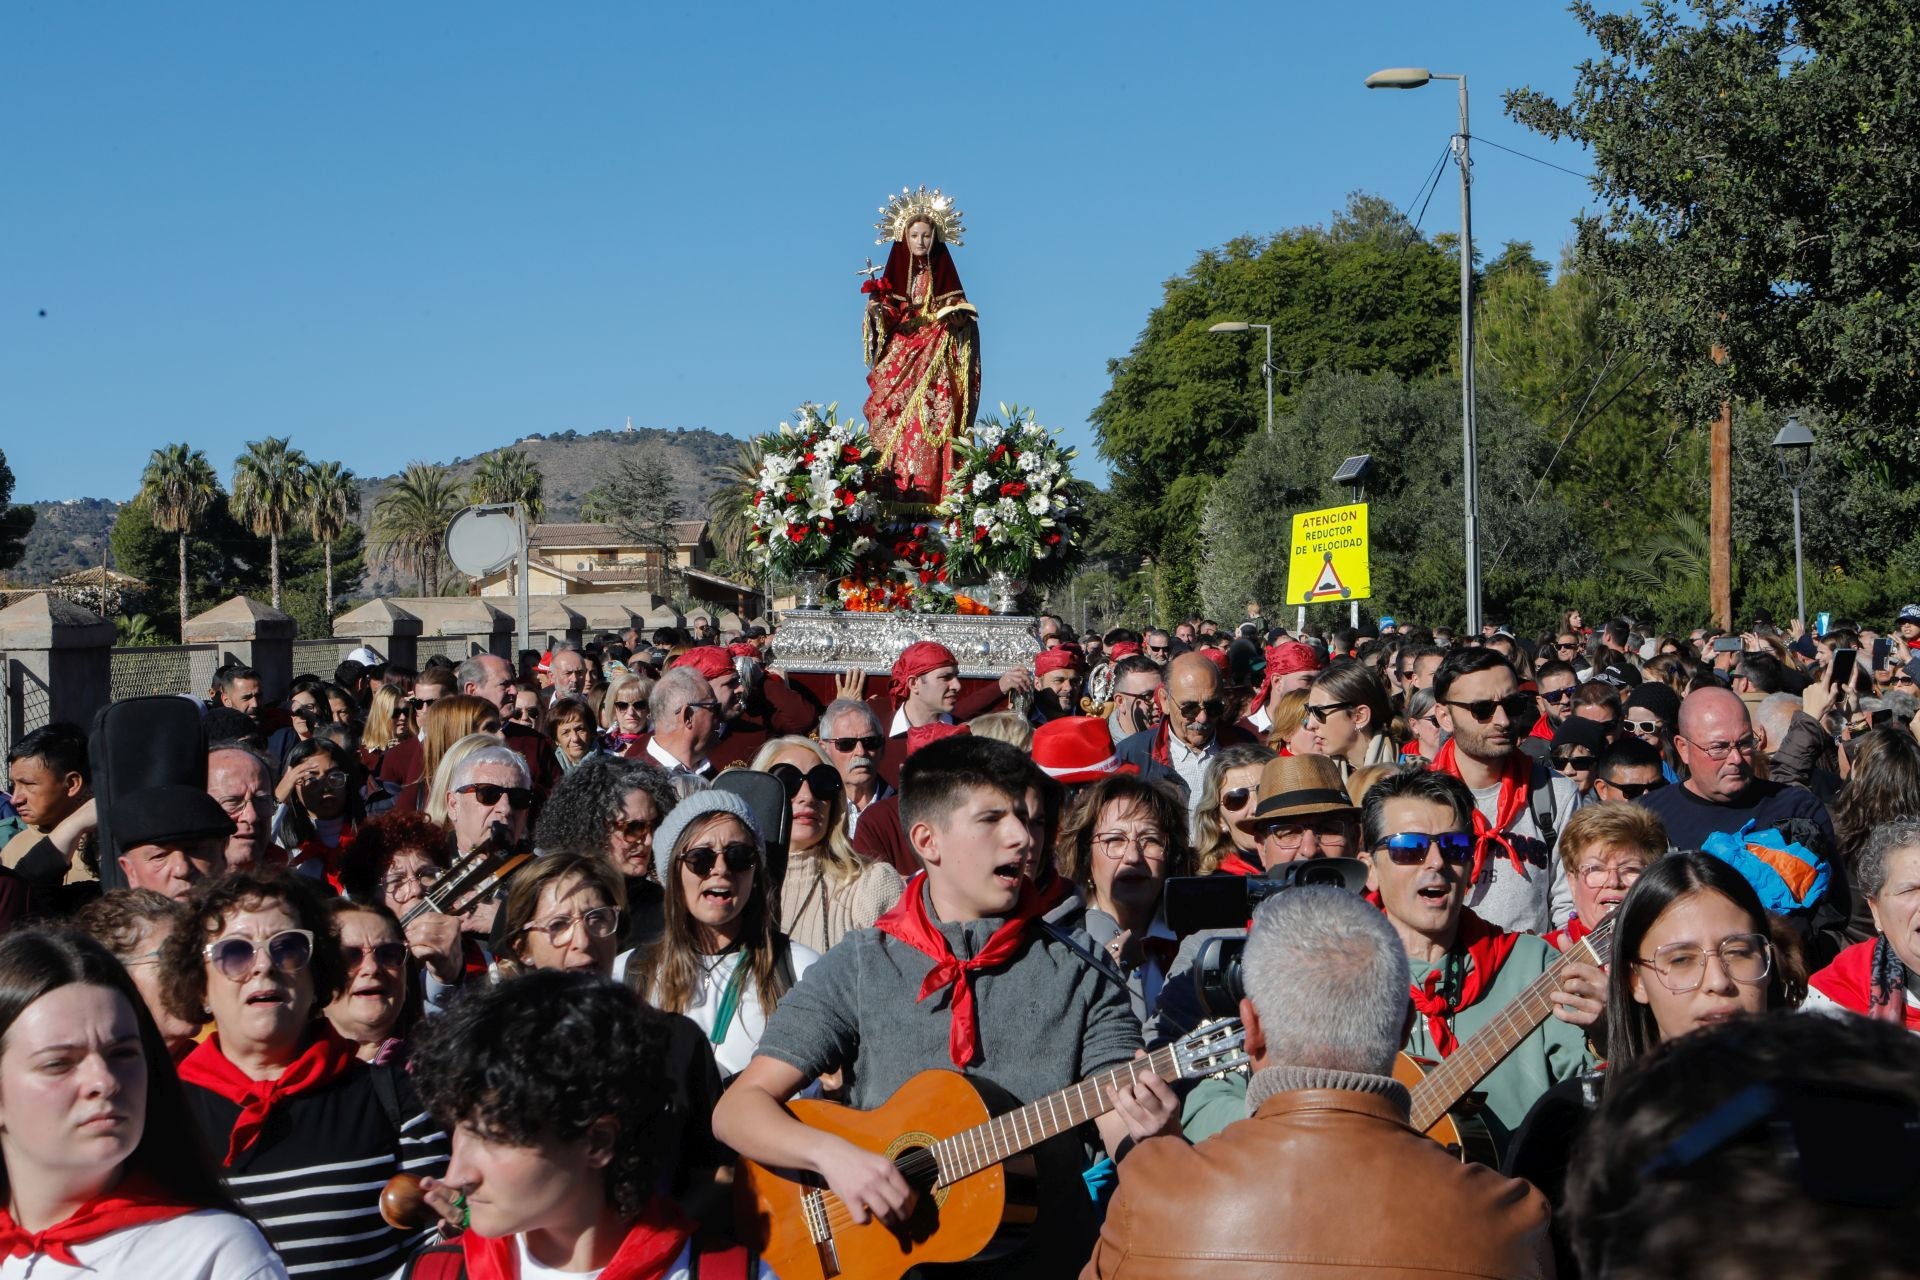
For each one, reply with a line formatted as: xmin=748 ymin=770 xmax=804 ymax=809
xmin=1610 ymin=778 xmax=1669 ymax=800
xmin=770 ymin=762 xmax=843 ymax=800
xmin=340 ymin=941 xmax=409 ymax=971
xmin=1443 ymin=694 xmax=1536 ymax=724
xmin=1176 ymin=699 xmax=1227 ymax=721
xmin=613 ymin=699 xmax=644 ymax=712
xmin=1552 ymin=752 xmax=1597 ymax=771
xmin=680 ymin=842 xmax=757 ymax=877
xmin=1540 ymin=687 xmax=1575 ymax=705
xmin=1373 ymin=832 xmax=1476 ymax=865
xmin=455 ymin=782 xmax=534 ymax=811
xmin=822 ymin=734 xmax=884 ymax=755
xmin=1222 ymin=786 xmax=1256 ymax=809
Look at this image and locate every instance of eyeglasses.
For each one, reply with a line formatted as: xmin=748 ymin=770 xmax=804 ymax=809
xmin=1608 ymin=778 xmax=1668 ymax=800
xmin=613 ymin=700 xmax=645 ymax=712
xmin=1555 ymin=641 xmax=1581 ymax=653
xmin=771 ymin=762 xmax=843 ymax=800
xmin=1635 ymin=933 xmax=1772 ymax=992
xmin=380 ymin=866 xmax=441 ymax=896
xmin=523 ymin=906 xmax=623 ymax=945
xmin=1146 ymin=645 xmax=1170 ymax=656
xmin=821 ymin=734 xmax=884 ymax=755
xmin=611 ymin=818 xmax=657 ymax=844
xmin=1256 ymin=820 xmax=1353 ymax=851
xmin=1623 ymin=717 xmax=1664 ymax=736
xmin=213 ymin=791 xmax=273 ymax=817
xmin=1395 ymin=668 xmax=1415 ymax=681
xmin=455 ymin=783 xmax=534 ymax=810
xmin=1175 ymin=699 xmax=1227 ymax=722
xmin=1304 ymin=701 xmax=1357 ymax=726
xmin=1680 ymin=735 xmax=1758 ymax=761
xmin=300 ymin=769 xmax=349 ymax=789
xmin=1578 ymin=861 xmax=1648 ymax=889
xmin=1372 ymin=832 xmax=1476 ymax=865
xmin=120 ymin=948 xmax=164 ymax=968
xmin=1540 ymin=687 xmax=1575 ymax=705
xmin=1221 ymin=786 xmax=1257 ymax=810
xmin=686 ymin=700 xmax=723 ymax=716
xmin=340 ymin=941 xmax=409 ymax=971
xmin=1443 ymin=694 xmax=1535 ymax=724
xmin=1093 ymin=831 xmax=1170 ymax=860
xmin=1552 ymin=753 xmax=1597 ymax=771
xmin=1894 ymin=673 xmax=1917 ymax=687
xmin=203 ymin=929 xmax=314 ymax=982
xmin=680 ymin=842 xmax=757 ymax=876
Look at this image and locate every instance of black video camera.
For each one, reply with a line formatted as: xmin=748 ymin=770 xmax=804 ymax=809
xmin=1167 ymin=858 xmax=1371 ymax=1020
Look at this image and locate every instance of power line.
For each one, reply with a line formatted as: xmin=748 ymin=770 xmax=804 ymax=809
xmin=1471 ymin=135 xmax=1593 ymax=182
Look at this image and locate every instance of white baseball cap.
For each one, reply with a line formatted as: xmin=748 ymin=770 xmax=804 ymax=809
xmin=346 ymin=645 xmax=384 ymax=667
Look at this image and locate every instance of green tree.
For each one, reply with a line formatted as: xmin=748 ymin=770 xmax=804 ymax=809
xmin=583 ymin=452 xmax=687 ymax=591
xmin=372 ymin=463 xmax=462 ymax=595
xmin=0 ymin=449 xmax=37 ymax=573
xmin=111 ymin=494 xmax=267 ymax=631
xmin=303 ymin=459 xmax=361 ymax=620
xmin=1092 ymin=193 xmax=1461 ymax=616
xmin=469 ymin=447 xmax=545 ymax=523
xmin=230 ymin=437 xmax=310 ymax=609
xmin=137 ymin=443 xmax=222 ymax=639
xmin=1198 ymin=372 xmax=1592 ymax=632
xmin=705 ymin=437 xmax=765 ymax=586
xmin=1505 ymin=1 xmax=1920 ymax=478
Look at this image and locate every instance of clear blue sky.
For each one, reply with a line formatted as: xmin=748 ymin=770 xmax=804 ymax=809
xmin=2 ymin=2 xmax=1599 ymax=503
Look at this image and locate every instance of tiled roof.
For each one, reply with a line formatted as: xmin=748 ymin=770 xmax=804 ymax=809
xmin=531 ymin=520 xmax=708 ymax=549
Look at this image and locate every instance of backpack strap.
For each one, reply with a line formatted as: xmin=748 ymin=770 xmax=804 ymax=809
xmin=1528 ymin=765 xmax=1561 ymax=851
xmin=402 ymin=1243 xmax=466 ymax=1280
xmin=369 ymin=1059 xmax=406 ymax=1133
xmin=772 ymin=935 xmax=797 ymax=993
xmin=692 ymin=1243 xmax=756 ymax=1280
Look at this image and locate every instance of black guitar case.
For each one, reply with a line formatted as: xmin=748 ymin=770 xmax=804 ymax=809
xmin=89 ymin=696 xmax=209 ymax=891
xmin=709 ymin=769 xmax=792 ymax=897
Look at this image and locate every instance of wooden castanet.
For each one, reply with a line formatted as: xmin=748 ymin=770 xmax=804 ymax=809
xmin=380 ymin=1173 xmax=435 ymax=1231
xmin=736 ymin=1070 xmax=1005 ymax=1280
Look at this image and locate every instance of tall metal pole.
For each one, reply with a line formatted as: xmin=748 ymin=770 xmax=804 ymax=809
xmin=1263 ymin=324 xmax=1274 ymax=436
xmin=1790 ymin=484 xmax=1807 ymax=632
xmin=1453 ymin=74 xmax=1481 ymax=636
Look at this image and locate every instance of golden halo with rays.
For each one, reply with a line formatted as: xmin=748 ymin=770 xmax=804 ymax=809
xmin=873 ymin=185 xmax=966 ymax=247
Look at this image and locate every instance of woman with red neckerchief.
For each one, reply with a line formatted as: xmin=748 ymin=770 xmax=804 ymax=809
xmin=161 ymin=872 xmax=450 ymax=1279
xmin=402 ymin=970 xmax=775 ymax=1280
xmin=0 ymin=930 xmax=283 ymax=1279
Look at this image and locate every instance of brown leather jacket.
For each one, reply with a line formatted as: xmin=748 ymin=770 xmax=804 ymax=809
xmin=1081 ymin=1079 xmax=1555 ymax=1279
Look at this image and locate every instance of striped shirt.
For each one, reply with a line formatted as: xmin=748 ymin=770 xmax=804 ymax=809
xmin=183 ymin=1059 xmax=450 ymax=1279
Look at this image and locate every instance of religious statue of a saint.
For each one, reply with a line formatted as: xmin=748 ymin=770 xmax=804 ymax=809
xmin=861 ymin=186 xmax=981 ymax=506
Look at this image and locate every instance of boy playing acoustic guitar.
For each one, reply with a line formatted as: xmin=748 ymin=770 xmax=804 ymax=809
xmin=713 ymin=735 xmax=1178 ymax=1277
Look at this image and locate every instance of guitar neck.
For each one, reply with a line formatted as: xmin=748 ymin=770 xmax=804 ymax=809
xmin=932 ymin=1042 xmax=1182 ymax=1184
xmin=1408 ymin=918 xmax=1614 ymax=1132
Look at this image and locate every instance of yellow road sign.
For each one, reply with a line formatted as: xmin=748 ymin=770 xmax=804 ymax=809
xmin=1285 ymin=503 xmax=1371 ymax=605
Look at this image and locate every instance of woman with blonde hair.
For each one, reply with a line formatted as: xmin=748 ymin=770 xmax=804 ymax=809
xmin=360 ymin=684 xmax=411 ymax=762
xmin=748 ymin=736 xmax=904 ymax=953
xmin=1193 ymin=744 xmax=1275 ymax=875
xmin=600 ymin=671 xmax=653 ymax=754
xmin=400 ymin=695 xmax=500 ymax=815
xmin=966 ymin=710 xmax=1033 ymax=751
xmin=1265 ymin=688 xmax=1316 ymax=756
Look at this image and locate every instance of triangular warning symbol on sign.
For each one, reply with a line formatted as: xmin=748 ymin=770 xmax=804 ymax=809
xmin=1306 ymin=553 xmax=1350 ymax=600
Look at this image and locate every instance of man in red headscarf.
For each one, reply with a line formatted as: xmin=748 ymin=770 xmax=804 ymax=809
xmin=673 ymin=643 xmax=824 ymax=770
xmin=1244 ymin=640 xmax=1327 ymax=738
xmin=1032 ymin=645 xmax=1086 ymax=724
xmin=873 ymin=641 xmax=1030 ymax=787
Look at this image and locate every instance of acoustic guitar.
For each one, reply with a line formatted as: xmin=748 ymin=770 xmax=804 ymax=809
xmin=735 ymin=1020 xmax=1248 ymax=1280
xmin=1395 ymin=915 xmax=1616 ymax=1163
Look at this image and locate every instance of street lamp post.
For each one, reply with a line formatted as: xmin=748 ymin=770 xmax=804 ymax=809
xmin=1772 ymin=416 xmax=1816 ymax=630
xmin=1208 ymin=321 xmax=1274 ymax=435
xmin=1366 ymin=65 xmax=1479 ymax=634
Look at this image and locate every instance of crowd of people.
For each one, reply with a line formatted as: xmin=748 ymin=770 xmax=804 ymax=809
xmin=0 ymin=603 xmax=1916 ymax=1279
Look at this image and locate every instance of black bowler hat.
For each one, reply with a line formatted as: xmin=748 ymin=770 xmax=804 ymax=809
xmin=111 ymin=785 xmax=236 ymax=848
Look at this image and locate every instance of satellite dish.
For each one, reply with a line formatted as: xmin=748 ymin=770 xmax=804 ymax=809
xmin=446 ymin=505 xmax=525 ymax=577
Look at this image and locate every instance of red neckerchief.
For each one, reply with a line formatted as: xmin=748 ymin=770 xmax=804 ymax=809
xmin=1429 ymin=739 xmax=1531 ymax=881
xmin=874 ymin=872 xmax=1051 ymax=1067
xmin=1543 ymin=914 xmax=1592 ymax=952
xmin=291 ymin=822 xmax=354 ymax=893
xmin=0 ymin=1173 xmax=195 ymax=1266
xmin=1811 ymin=938 xmax=1920 ymax=1030
xmin=457 ymin=1198 xmax=692 ymax=1280
xmin=176 ymin=1029 xmax=359 ymax=1165
xmin=1408 ymin=910 xmax=1521 ymax=1057
xmin=1216 ymin=851 xmax=1264 ymax=878
xmin=1147 ymin=719 xmax=1174 ymax=768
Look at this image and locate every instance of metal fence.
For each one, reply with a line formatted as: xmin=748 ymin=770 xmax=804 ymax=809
xmin=416 ymin=636 xmax=472 ymax=665
xmin=109 ymin=645 xmax=219 ymax=702
xmin=291 ymin=638 xmax=355 ymax=676
xmin=0 ymin=653 xmax=10 ymax=749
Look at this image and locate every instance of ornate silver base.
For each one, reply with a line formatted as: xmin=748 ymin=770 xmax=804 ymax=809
xmin=771 ymin=610 xmax=1042 ymax=678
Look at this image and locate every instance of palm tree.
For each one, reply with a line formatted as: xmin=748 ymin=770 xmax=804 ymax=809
xmin=304 ymin=459 xmax=361 ymax=620
xmin=137 ymin=443 xmax=221 ymax=639
xmin=373 ymin=462 xmax=463 ymax=595
xmin=469 ymin=447 xmax=545 ymax=524
xmin=706 ymin=436 xmax=766 ymax=586
xmin=230 ymin=437 xmax=310 ymax=609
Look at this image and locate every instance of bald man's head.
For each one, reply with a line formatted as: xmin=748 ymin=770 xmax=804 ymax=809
xmin=1161 ymin=652 xmax=1226 ymax=749
xmin=1676 ymin=686 xmax=1758 ymax=802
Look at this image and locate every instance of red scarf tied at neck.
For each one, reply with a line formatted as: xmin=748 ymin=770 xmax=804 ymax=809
xmin=176 ymin=1029 xmax=359 ymax=1165
xmin=0 ymin=1173 xmax=194 ymax=1266
xmin=1408 ymin=909 xmax=1520 ymax=1057
xmin=457 ymin=1198 xmax=692 ymax=1280
xmin=875 ymin=872 xmax=1053 ymax=1067
xmin=1430 ymin=738 xmax=1532 ymax=883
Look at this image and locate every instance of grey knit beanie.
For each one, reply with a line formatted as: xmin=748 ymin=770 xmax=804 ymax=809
xmin=651 ymin=787 xmax=762 ymax=884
